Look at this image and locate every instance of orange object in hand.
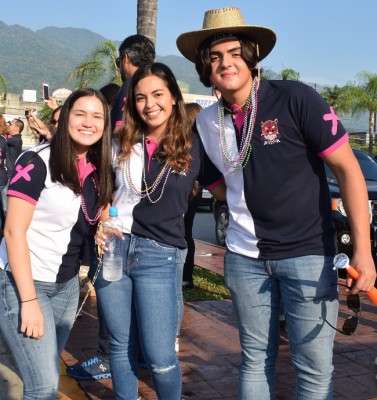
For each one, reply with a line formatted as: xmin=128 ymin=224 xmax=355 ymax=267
xmin=333 ymin=253 xmax=377 ymax=305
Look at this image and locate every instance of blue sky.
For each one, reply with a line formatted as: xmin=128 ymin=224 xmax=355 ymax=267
xmin=2 ymin=0 xmax=376 ymax=86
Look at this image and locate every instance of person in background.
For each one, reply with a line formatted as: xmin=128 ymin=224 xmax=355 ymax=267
xmin=67 ymin=35 xmax=155 ymax=381
xmin=0 ymin=88 xmax=113 ymax=399
xmin=176 ymin=6 xmax=376 ymax=399
xmin=45 ymin=96 xmax=59 ymax=112
xmin=26 ymin=106 xmax=62 ymax=143
xmin=111 ymin=34 xmax=156 ymax=134
xmin=48 ymin=106 xmax=62 ymax=137
xmin=94 ymin=62 xmax=223 ymax=400
xmin=99 ymin=83 xmax=120 ymax=112
xmin=0 ymin=115 xmax=8 ymax=235
xmin=181 ymin=103 xmax=203 ymax=290
xmin=2 ymin=118 xmax=23 ymax=215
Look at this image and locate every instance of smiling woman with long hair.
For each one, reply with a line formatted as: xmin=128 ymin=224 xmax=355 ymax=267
xmin=0 ymin=88 xmax=113 ymax=399
xmin=93 ymin=63 xmax=225 ymax=400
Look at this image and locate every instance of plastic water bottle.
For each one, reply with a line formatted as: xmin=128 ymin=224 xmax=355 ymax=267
xmin=102 ymin=206 xmax=123 ymax=281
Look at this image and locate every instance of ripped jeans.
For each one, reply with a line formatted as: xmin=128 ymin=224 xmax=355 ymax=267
xmin=95 ymin=234 xmax=182 ymax=400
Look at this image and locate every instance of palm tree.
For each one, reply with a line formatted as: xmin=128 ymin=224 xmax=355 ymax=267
xmin=137 ymin=0 xmax=158 ymax=45
xmin=321 ymin=85 xmax=342 ymax=112
xmin=67 ymin=40 xmax=121 ymax=88
xmin=280 ymin=68 xmax=300 ymax=81
xmin=338 ymin=71 xmax=377 ymax=154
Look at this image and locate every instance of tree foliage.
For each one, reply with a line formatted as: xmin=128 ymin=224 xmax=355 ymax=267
xmin=280 ymin=68 xmax=300 ymax=81
xmin=67 ymin=40 xmax=121 ymax=88
xmin=321 ymin=85 xmax=342 ymax=112
xmin=338 ymin=71 xmax=377 ymax=154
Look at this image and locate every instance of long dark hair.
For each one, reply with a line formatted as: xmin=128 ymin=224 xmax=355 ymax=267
xmin=49 ymin=88 xmax=113 ymax=206
xmin=118 ymin=62 xmax=192 ymax=172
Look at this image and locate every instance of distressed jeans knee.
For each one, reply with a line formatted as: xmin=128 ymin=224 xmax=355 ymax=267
xmin=151 ymin=361 xmax=179 ymax=375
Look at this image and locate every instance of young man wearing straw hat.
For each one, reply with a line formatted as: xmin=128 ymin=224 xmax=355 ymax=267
xmin=177 ymin=7 xmax=376 ymax=399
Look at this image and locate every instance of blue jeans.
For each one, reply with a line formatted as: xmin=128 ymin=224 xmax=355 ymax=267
xmin=224 ymin=252 xmax=338 ymax=400
xmin=87 ymin=234 xmax=110 ymax=360
xmin=176 ymin=247 xmax=187 ymax=336
xmin=95 ymin=234 xmax=182 ymax=400
xmin=0 ymin=269 xmax=79 ymax=400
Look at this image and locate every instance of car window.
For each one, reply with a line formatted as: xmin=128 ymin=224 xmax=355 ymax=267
xmin=324 ymin=149 xmax=377 ymax=182
xmin=354 ymin=150 xmax=377 ymax=181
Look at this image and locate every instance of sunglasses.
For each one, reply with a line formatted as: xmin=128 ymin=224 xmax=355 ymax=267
xmin=115 ymin=53 xmax=127 ymax=68
xmin=323 ymin=283 xmax=360 ymax=336
xmin=115 ymin=56 xmax=123 ymax=68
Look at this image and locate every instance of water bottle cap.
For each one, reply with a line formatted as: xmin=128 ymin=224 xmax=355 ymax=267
xmin=109 ymin=206 xmax=118 ymax=217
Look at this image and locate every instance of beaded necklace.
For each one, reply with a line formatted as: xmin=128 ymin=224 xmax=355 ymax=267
xmin=218 ymin=77 xmax=259 ymax=170
xmin=121 ymin=134 xmax=171 ymax=203
xmin=80 ymin=173 xmax=102 ymax=225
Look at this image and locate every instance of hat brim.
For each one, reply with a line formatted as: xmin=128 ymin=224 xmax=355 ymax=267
xmin=177 ymin=25 xmax=276 ymax=63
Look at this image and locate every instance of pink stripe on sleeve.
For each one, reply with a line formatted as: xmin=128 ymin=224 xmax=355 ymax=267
xmin=204 ymin=176 xmax=225 ymax=191
xmin=7 ymin=190 xmax=37 ymax=206
xmin=318 ymin=134 xmax=349 ymax=158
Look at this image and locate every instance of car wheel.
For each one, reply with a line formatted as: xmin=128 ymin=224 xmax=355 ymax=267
xmin=215 ymin=204 xmax=229 ymax=247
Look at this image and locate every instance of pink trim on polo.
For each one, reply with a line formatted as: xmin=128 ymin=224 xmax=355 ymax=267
xmin=76 ymin=158 xmax=96 ymax=187
xmin=204 ymin=176 xmax=225 ymax=191
xmin=145 ymin=137 xmax=158 ymax=172
xmin=318 ymin=134 xmax=349 ymax=158
xmin=232 ymin=105 xmax=244 ymax=132
xmin=7 ymin=190 xmax=37 ymax=205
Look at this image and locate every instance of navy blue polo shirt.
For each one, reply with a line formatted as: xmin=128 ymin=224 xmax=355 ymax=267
xmin=196 ymin=79 xmax=348 ymax=259
xmin=112 ymin=133 xmax=208 ymax=248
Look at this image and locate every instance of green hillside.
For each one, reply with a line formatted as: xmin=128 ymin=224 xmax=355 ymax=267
xmin=0 ymin=21 xmax=211 ymax=96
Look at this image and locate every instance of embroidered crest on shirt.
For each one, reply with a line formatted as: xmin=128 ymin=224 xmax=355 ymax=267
xmin=260 ymin=119 xmax=281 ymax=145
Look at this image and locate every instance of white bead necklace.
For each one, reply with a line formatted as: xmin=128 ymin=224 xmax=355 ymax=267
xmin=121 ymin=134 xmax=171 ymax=204
xmin=218 ymin=77 xmax=259 ymax=170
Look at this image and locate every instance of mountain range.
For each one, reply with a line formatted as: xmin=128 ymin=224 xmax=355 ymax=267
xmin=0 ymin=21 xmax=368 ymax=131
xmin=0 ymin=21 xmax=216 ymax=96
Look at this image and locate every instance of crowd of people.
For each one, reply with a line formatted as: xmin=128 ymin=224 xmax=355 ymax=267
xmin=0 ymin=6 xmax=375 ymax=400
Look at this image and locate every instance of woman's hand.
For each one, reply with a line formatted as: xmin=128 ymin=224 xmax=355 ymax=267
xmin=94 ymin=223 xmax=124 ymax=255
xmin=20 ymin=300 xmax=44 ymax=339
xmin=46 ymin=97 xmax=58 ymax=110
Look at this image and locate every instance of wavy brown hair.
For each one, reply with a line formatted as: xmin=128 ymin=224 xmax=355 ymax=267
xmin=118 ymin=62 xmax=192 ymax=172
xmin=0 ymin=114 xmax=8 ymax=135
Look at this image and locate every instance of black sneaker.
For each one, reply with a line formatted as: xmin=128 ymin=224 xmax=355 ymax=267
xmin=66 ymin=356 xmax=111 ymax=380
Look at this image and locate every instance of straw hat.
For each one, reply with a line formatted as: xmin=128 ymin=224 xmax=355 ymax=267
xmin=176 ymin=7 xmax=276 ymax=63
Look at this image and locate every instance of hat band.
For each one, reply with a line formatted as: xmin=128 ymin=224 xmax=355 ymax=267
xmin=209 ymin=33 xmax=240 ymax=47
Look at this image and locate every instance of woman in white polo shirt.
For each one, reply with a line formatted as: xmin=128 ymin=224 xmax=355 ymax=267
xmin=0 ymin=88 xmax=113 ymax=399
